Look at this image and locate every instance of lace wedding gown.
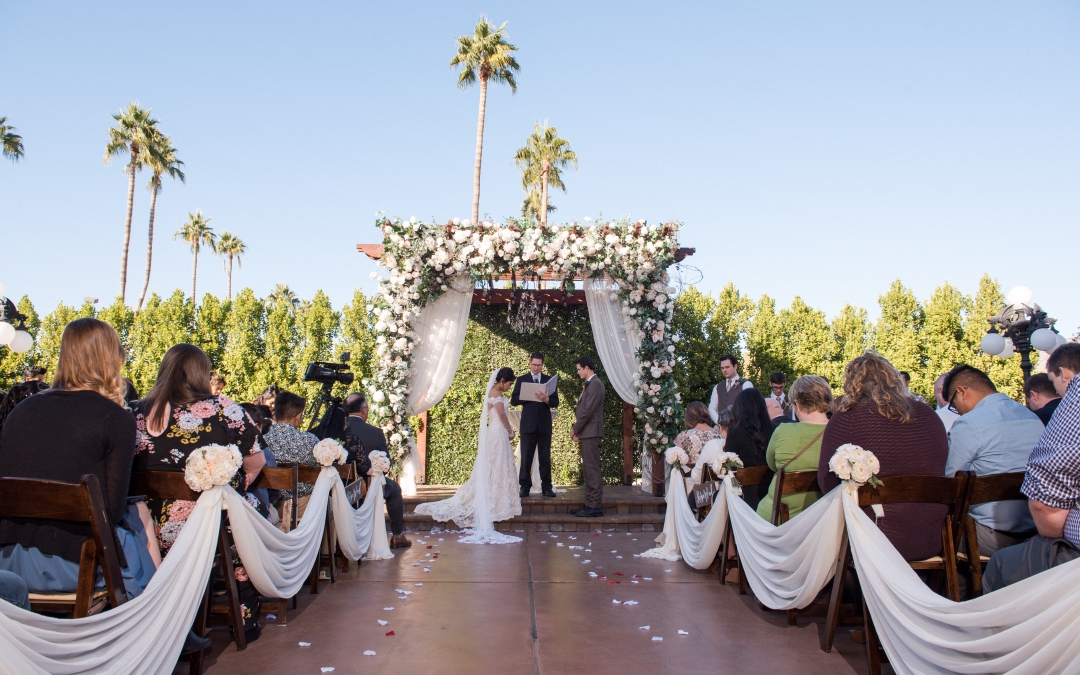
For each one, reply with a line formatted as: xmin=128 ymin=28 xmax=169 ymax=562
xmin=415 ymin=379 xmax=522 ymax=544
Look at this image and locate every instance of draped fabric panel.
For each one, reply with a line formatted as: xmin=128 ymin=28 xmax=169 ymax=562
xmin=584 ymin=278 xmax=641 ymax=406
xmin=331 ymin=472 xmax=394 ymax=562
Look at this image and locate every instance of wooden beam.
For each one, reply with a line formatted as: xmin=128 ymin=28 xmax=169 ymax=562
xmin=622 ymin=402 xmax=634 ymax=486
xmin=416 ymin=411 xmax=428 ymax=484
xmin=472 ymin=289 xmax=586 ymax=306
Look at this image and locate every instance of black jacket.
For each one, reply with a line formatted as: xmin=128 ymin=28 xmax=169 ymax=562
xmin=346 ymin=415 xmax=392 ymax=475
xmin=1034 ymin=398 xmax=1061 ymax=426
xmin=510 ymin=373 xmax=559 ymax=435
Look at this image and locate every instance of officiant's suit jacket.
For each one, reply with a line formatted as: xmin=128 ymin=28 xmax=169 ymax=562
xmin=573 ymin=376 xmax=606 ymax=440
xmin=510 ymin=373 xmax=559 ymax=435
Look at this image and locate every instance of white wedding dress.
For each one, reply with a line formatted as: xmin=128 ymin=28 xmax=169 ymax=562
xmin=414 ymin=371 xmax=522 ymax=544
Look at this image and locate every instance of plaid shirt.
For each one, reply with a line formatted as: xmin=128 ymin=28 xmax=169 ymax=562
xmin=1022 ymin=376 xmax=1080 ymax=547
xmin=264 ymin=423 xmax=319 ymax=499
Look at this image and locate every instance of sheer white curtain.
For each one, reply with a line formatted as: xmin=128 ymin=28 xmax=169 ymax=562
xmin=402 ymin=274 xmax=474 ymax=494
xmin=584 ymin=278 xmax=640 ymax=405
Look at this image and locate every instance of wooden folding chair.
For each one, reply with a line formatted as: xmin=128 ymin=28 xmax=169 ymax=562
xmin=717 ymin=465 xmax=773 ymax=593
xmin=696 ymin=464 xmax=719 ymax=521
xmin=0 ymin=474 xmax=128 ymax=618
xmin=248 ymin=464 xmax=299 ymax=624
xmin=957 ymin=471 xmax=1026 ymax=597
xmin=820 ymin=473 xmax=968 ymax=675
xmin=766 ymin=469 xmax=829 ymax=625
xmin=294 ymin=463 xmax=354 ymax=593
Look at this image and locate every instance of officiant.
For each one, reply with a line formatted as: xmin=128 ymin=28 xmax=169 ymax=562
xmin=510 ymin=352 xmax=559 ymax=498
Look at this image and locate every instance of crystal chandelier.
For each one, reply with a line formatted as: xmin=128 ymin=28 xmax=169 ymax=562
xmin=507 ymin=272 xmax=552 ymax=334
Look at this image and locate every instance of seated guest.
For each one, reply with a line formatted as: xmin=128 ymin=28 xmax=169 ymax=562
xmin=934 ymin=373 xmax=960 ymax=432
xmin=0 ymin=380 xmax=49 ymax=435
xmin=240 ymin=402 xmax=280 ymax=517
xmin=0 ymin=570 xmax=29 ymax=610
xmin=726 ymin=389 xmax=775 ymax=510
xmin=23 ymin=365 xmax=47 ymax=383
xmin=943 ymin=364 xmax=1042 ymax=556
xmin=688 ymin=410 xmax=733 ymax=488
xmin=253 ymin=384 xmax=279 ymax=416
xmin=756 ymin=375 xmax=832 ymax=521
xmin=817 ymin=353 xmax=949 ymax=561
xmin=1025 ymin=373 xmax=1062 ymax=426
xmin=344 ymin=392 xmax=411 ymax=549
xmin=263 ymin=391 xmax=320 ymax=525
xmin=673 ymin=402 xmax=721 ymax=466
xmin=209 ymin=371 xmax=226 ymax=396
xmin=0 ymin=319 xmax=156 ymax=600
xmin=984 ymin=343 xmax=1080 ymax=591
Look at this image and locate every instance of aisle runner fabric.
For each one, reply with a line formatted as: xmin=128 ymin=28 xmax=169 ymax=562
xmin=0 ymin=469 xmax=392 ymax=674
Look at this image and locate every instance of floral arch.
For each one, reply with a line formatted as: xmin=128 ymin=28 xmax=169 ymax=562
xmin=361 ymin=217 xmax=687 ymax=494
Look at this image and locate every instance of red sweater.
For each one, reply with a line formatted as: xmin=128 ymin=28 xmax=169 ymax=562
xmin=817 ymin=400 xmax=949 ymax=561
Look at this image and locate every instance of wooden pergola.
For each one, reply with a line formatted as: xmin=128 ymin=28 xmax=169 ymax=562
xmin=358 ymin=242 xmax=695 ymax=485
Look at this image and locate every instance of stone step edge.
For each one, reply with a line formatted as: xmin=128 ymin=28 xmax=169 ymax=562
xmin=403 ymin=496 xmax=665 ymax=507
xmin=402 ymin=512 xmax=664 ymax=524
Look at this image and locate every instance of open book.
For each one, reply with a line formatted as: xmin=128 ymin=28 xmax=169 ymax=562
xmin=519 ymin=374 xmax=558 ymax=401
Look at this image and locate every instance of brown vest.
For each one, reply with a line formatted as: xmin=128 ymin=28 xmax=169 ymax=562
xmin=714 ymin=377 xmax=748 ymax=413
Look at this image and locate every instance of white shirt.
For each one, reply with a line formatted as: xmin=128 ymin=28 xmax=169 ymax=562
xmin=768 ymin=392 xmax=787 ymax=407
xmin=689 ymin=437 xmax=727 ymax=486
xmin=707 ymin=378 xmax=754 ymax=423
xmin=936 ymin=406 xmax=960 ymax=433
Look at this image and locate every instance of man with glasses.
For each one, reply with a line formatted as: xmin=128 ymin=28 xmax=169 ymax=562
xmin=767 ymin=372 xmax=793 ymax=419
xmin=942 ymin=364 xmax=1044 ymax=556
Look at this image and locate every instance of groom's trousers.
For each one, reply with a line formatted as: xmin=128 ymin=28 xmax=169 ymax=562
xmin=580 ymin=437 xmax=603 ymax=509
xmin=519 ymin=432 xmax=553 ymax=492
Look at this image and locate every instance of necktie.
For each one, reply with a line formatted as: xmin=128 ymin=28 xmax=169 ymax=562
xmin=534 ymin=375 xmax=539 ymax=383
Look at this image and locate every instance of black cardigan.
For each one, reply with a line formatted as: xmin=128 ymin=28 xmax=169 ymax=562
xmin=0 ymin=389 xmax=136 ymax=563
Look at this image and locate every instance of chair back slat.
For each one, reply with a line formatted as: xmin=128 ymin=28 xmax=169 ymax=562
xmin=857 ymin=474 xmax=967 ymax=514
xmin=781 ymin=471 xmax=820 ymax=495
xmin=700 ymin=464 xmax=719 ymax=484
xmin=129 ymin=471 xmax=201 ymax=502
xmin=734 ymin=465 xmax=773 ymax=487
xmin=249 ymin=465 xmax=299 ymax=492
xmin=289 ymin=463 xmax=353 ymax=484
xmin=967 ymin=472 xmax=1026 ymax=505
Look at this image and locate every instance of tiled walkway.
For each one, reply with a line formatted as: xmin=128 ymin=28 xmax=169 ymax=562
xmin=198 ymin=529 xmax=874 ymax=674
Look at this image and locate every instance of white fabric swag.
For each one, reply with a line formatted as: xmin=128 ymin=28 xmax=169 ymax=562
xmin=0 ymin=469 xmax=392 ymax=674
xmin=401 ymin=274 xmax=474 ymax=494
xmin=584 ymin=278 xmax=641 ymax=406
xmin=641 ymin=474 xmax=1080 ymax=674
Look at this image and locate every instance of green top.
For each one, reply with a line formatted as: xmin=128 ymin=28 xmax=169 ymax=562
xmin=755 ymin=421 xmax=827 ymax=522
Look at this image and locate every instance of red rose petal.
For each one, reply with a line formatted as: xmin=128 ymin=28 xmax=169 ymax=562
xmin=607 ymin=580 xmax=620 ymax=584
xmin=426 ymin=545 xmax=433 ymax=549
xmin=386 ymin=631 xmax=395 ymax=636
xmin=613 ymin=572 xmax=624 ymax=576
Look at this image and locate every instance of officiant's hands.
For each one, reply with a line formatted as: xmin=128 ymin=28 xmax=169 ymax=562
xmin=534 ymin=391 xmax=550 ymax=404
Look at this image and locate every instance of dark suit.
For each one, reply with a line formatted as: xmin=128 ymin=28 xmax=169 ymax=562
xmin=510 ymin=372 xmax=560 ymax=493
xmin=573 ymin=375 xmax=606 ymax=509
xmin=1034 ymin=398 xmax=1061 ymax=426
xmin=345 ymin=415 xmax=404 ymax=535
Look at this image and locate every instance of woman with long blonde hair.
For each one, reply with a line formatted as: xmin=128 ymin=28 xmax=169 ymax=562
xmin=0 ymin=318 xmax=157 ymax=599
xmin=816 ymin=352 xmax=948 ymax=561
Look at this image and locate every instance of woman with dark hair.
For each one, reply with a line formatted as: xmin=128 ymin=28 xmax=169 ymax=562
xmin=816 ymin=353 xmax=948 ymax=561
xmin=0 ymin=380 xmax=49 ymax=435
xmin=415 ymin=367 xmax=522 ymax=544
xmin=725 ymin=388 xmax=775 ymax=509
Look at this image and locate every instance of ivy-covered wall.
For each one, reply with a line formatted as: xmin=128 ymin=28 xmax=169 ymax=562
xmin=426 ymin=305 xmax=627 ymax=486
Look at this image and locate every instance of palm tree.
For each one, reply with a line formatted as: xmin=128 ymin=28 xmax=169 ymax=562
xmin=266 ymin=284 xmax=300 ymax=314
xmin=451 ymin=16 xmax=520 ymax=225
xmin=174 ymin=211 xmax=215 ymax=303
xmin=104 ymin=103 xmax=159 ymax=303
xmin=0 ymin=117 xmax=24 ymax=162
xmin=215 ymin=232 xmax=246 ymax=301
xmin=136 ymin=131 xmax=185 ymax=312
xmin=521 ymin=189 xmax=556 ymax=222
xmin=514 ymin=123 xmax=578 ymax=226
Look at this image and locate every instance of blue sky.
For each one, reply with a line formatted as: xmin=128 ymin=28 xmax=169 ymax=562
xmin=2 ymin=1 xmax=1078 ymax=334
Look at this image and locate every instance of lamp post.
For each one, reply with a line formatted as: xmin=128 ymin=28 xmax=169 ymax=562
xmin=0 ymin=281 xmax=35 ymax=354
xmin=979 ymin=286 xmax=1066 ymax=383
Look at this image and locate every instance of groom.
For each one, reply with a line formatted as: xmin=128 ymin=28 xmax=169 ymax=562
xmin=510 ymin=352 xmax=559 ymax=498
xmin=571 ymin=356 xmax=606 ymax=518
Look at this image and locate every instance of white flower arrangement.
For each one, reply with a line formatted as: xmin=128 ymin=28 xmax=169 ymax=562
xmin=312 ymin=438 xmax=348 ymax=467
xmin=368 ymin=450 xmax=391 ymax=476
xmin=184 ymin=443 xmax=244 ymax=492
xmin=665 ymin=446 xmax=690 ymax=473
xmin=828 ymin=444 xmax=882 ymax=487
xmin=370 ymin=217 xmax=684 ymax=463
xmin=710 ymin=451 xmax=743 ymax=477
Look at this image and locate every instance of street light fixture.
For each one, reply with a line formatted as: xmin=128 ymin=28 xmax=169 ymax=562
xmin=0 ymin=281 xmax=35 ymax=355
xmin=979 ymin=286 xmax=1064 ymax=382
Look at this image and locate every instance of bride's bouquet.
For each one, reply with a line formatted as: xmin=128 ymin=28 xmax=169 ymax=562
xmin=184 ymin=443 xmax=244 ymax=492
xmin=368 ymin=450 xmax=391 ymax=476
xmin=313 ymin=438 xmax=348 ymax=467
xmin=665 ymin=446 xmax=690 ymax=474
xmin=828 ymin=444 xmax=882 ymax=487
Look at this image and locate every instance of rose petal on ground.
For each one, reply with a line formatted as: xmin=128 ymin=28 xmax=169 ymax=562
xmin=383 ymin=607 xmax=393 ymax=611
xmin=386 ymin=631 xmax=395 ymax=636
xmin=321 ymin=668 xmax=335 ymax=672
xmin=664 ymin=569 xmax=672 ymax=573
xmin=378 ymin=620 xmax=389 ymax=626
xmin=613 ymin=572 xmax=624 ymax=576
xmin=607 ymin=580 xmax=620 ymax=584
xmin=612 ymin=599 xmax=621 ymax=604
xmin=415 ymin=583 xmax=423 ymax=586
xmin=624 ymin=600 xmax=638 ymax=606
xmin=639 ymin=625 xmax=650 ymax=630
xmin=631 ymin=580 xmax=639 ymax=584
xmin=299 ymin=642 xmax=311 ymax=647
xmin=363 ymin=651 xmax=376 ymax=656
xmin=644 ymin=577 xmax=653 ymax=581
xmin=652 ymin=637 xmax=663 ymax=642
xmin=678 ymin=630 xmax=689 ymax=635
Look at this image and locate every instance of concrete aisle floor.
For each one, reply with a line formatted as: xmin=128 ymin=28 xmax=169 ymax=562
xmin=196 ymin=529 xmax=877 ymax=675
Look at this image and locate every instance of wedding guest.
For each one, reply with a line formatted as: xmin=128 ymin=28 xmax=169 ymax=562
xmin=571 ymin=356 xmax=606 ymax=518
xmin=0 ymin=319 xmax=156 ymax=600
xmin=0 ymin=570 xmax=29 ymax=610
xmin=707 ymin=354 xmax=754 ymax=423
xmin=817 ymin=353 xmax=948 ymax=561
xmin=767 ymin=372 xmax=792 ymax=416
xmin=264 ymin=391 xmax=320 ymax=525
xmin=689 ymin=410 xmax=734 ymax=488
xmin=241 ymin=402 xmax=280 ymax=516
xmin=210 ymin=371 xmax=226 ymax=396
xmin=1025 ymin=373 xmax=1062 ymax=426
xmin=934 ymin=373 xmax=960 ymax=433
xmin=344 ymin=392 xmax=410 ymax=548
xmin=673 ymin=402 xmax=721 ymax=466
xmin=756 ymin=376 xmax=832 ymax=521
xmin=0 ymin=380 xmax=48 ymax=435
xmin=943 ymin=364 xmax=1042 ymax=556
xmin=122 ymin=378 xmax=139 ymax=405
xmin=984 ymin=343 xmax=1080 ymax=591
xmin=253 ymin=384 xmax=279 ymax=415
xmin=725 ymin=388 xmax=775 ymax=509
xmin=22 ymin=366 xmax=46 ymax=382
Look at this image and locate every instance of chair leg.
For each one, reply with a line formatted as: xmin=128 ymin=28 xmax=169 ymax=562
xmin=863 ymin=597 xmax=882 ymax=675
xmin=217 ymin=517 xmax=247 ymax=651
xmin=787 ymin=609 xmax=798 ymax=626
xmin=941 ymin=520 xmax=961 ymax=602
xmin=965 ymin=516 xmax=984 ymax=597
xmin=717 ymin=523 xmax=732 ymax=584
xmin=738 ymin=560 xmax=749 ymax=595
xmin=326 ymin=510 xmax=336 ymax=584
xmin=188 ymin=581 xmax=211 ymax=675
xmin=821 ymin=530 xmax=851 ymax=653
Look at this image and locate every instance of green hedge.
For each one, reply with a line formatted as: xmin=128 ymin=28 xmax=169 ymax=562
xmin=426 ymin=305 xmax=626 ymax=486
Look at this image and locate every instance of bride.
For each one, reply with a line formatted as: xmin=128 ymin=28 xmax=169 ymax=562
xmin=414 ymin=367 xmax=522 ymax=544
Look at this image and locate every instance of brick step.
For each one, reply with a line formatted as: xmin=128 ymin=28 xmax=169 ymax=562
xmin=405 ymin=485 xmax=666 ymax=516
xmin=402 ymin=511 xmax=663 ymax=533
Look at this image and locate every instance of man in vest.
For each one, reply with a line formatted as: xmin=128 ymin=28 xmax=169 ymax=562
xmin=708 ymin=354 xmax=754 ymax=423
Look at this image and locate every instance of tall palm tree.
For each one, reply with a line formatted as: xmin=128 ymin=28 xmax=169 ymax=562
xmin=521 ymin=188 xmax=556 ymax=222
xmin=104 ymin=103 xmax=159 ymax=303
xmin=266 ymin=284 xmax=300 ymax=314
xmin=136 ymin=131 xmax=185 ymax=312
xmin=514 ymin=123 xmax=578 ymax=226
xmin=0 ymin=117 xmax=24 ymax=162
xmin=215 ymin=232 xmax=246 ymax=301
xmin=174 ymin=211 xmax=215 ymax=303
xmin=451 ymin=16 xmax=520 ymax=225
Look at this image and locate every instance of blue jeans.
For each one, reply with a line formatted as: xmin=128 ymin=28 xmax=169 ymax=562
xmin=0 ymin=570 xmax=29 ymax=610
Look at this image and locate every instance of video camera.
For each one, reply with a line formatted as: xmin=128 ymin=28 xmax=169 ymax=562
xmin=304 ymin=353 xmax=352 ymax=441
xmin=303 ymin=359 xmax=355 ymax=387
